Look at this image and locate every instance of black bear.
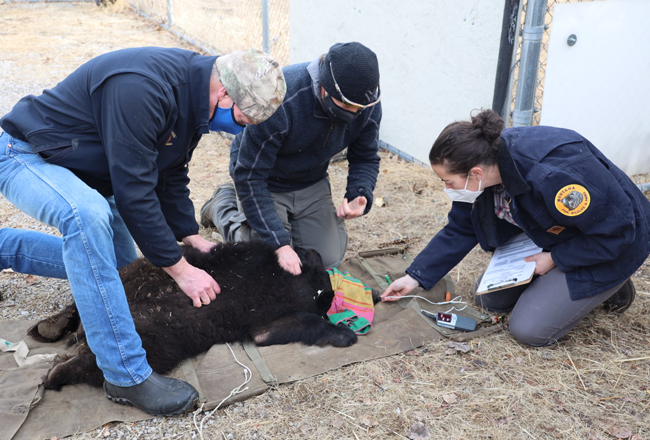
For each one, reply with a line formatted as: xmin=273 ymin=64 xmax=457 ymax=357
xmin=29 ymin=241 xmax=357 ymax=390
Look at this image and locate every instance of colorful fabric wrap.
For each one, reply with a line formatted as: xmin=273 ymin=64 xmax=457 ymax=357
xmin=326 ymin=267 xmax=375 ymax=335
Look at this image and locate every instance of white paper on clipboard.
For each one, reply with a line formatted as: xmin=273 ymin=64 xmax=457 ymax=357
xmin=476 ymin=233 xmax=543 ymax=294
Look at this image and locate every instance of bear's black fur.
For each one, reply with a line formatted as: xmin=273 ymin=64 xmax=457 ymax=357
xmin=29 ymin=241 xmax=357 ymax=390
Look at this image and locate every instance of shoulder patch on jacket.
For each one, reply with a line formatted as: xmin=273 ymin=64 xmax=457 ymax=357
xmin=555 ymin=184 xmax=590 ymax=216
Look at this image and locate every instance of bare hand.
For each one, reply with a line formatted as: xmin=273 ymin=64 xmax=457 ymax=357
xmin=336 ymin=196 xmax=367 ymax=220
xmin=524 ymin=251 xmax=556 ymax=276
xmin=163 ymin=257 xmax=220 ymax=307
xmin=182 ymin=234 xmax=217 ymax=253
xmin=276 ymin=245 xmax=302 ymax=275
xmin=380 ymin=275 xmax=420 ymax=301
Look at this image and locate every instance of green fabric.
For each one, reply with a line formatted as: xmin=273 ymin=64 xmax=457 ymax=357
xmin=328 ymin=309 xmax=371 ymax=335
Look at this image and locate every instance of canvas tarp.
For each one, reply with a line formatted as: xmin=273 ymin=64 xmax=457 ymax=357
xmin=0 ymin=249 xmax=497 ymax=440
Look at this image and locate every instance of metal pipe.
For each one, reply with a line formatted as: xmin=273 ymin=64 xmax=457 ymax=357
xmin=166 ymin=0 xmax=173 ymax=28
xmin=512 ymin=0 xmax=548 ymax=127
xmin=261 ymin=0 xmax=270 ymax=54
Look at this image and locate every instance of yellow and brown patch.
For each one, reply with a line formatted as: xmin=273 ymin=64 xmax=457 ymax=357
xmin=555 ymin=184 xmax=590 ymax=217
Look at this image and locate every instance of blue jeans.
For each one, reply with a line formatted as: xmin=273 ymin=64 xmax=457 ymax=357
xmin=0 ymin=197 xmax=137 ymax=279
xmin=0 ymin=132 xmax=151 ymax=386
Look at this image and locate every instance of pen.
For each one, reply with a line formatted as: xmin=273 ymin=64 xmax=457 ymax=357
xmin=486 ymin=278 xmax=518 ymax=290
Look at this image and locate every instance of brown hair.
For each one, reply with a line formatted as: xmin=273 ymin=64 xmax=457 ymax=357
xmin=429 ymin=109 xmax=505 ymax=175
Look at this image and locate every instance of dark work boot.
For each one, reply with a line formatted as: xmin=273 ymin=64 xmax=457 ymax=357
xmin=103 ymin=372 xmax=198 ymax=416
xmin=200 ymin=182 xmax=237 ymax=228
xmin=603 ymin=278 xmax=636 ymax=314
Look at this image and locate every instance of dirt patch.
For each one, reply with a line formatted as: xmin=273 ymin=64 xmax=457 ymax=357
xmin=1 ymin=3 xmax=649 ymax=439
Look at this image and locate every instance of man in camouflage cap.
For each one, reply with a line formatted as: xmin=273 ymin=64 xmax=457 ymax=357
xmin=0 ymin=47 xmax=285 ymax=416
xmin=216 ymin=48 xmax=286 ymax=125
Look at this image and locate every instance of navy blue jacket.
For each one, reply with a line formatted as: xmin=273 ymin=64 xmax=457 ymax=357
xmin=0 ymin=47 xmax=216 ymax=267
xmin=407 ymin=126 xmax=650 ymax=300
xmin=229 ymin=58 xmax=381 ymax=249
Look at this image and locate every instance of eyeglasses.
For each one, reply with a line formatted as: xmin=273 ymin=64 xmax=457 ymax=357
xmin=329 ymin=62 xmax=381 ymax=109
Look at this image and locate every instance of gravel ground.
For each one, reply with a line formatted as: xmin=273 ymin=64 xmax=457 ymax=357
xmin=2 ymin=3 xmax=650 ymax=440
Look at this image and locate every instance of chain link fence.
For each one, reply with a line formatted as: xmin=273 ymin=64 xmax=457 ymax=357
xmin=124 ymin=0 xmax=290 ymax=65
xmin=507 ymin=0 xmax=601 ymax=127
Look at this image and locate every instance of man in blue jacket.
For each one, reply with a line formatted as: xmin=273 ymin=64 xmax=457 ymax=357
xmin=0 ymin=47 xmax=285 ymax=415
xmin=201 ymin=42 xmax=382 ymax=274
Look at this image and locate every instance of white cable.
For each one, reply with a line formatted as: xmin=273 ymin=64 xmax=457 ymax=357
xmin=382 ymin=294 xmax=469 ymax=314
xmin=192 ymin=342 xmax=252 ymax=440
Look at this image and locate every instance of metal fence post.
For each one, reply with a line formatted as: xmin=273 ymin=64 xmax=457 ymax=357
xmin=512 ymin=0 xmax=548 ymax=127
xmin=261 ymin=0 xmax=270 ymax=54
xmin=166 ymin=0 xmax=173 ymax=27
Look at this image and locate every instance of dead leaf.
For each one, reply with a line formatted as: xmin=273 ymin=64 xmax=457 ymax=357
xmin=605 ymin=424 xmax=632 ymax=439
xmin=25 ymin=274 xmax=38 ymax=285
xmin=299 ymin=424 xmax=313 ymax=434
xmin=445 ymin=341 xmax=471 ymax=354
xmin=330 ymin=417 xmax=344 ymax=429
xmin=412 ymin=181 xmax=429 ymax=195
xmin=102 ymin=427 xmax=110 ymax=437
xmin=539 ymin=425 xmax=556 ymax=432
xmin=361 ymin=416 xmax=379 ymax=427
xmin=492 ymin=415 xmax=515 ymax=426
xmin=586 ymin=431 xmax=599 ymax=440
xmin=442 ymin=393 xmax=458 ymax=404
xmin=408 ymin=422 xmax=431 ymax=440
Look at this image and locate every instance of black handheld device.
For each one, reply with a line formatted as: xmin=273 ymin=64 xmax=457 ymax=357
xmin=421 ymin=309 xmax=477 ymax=332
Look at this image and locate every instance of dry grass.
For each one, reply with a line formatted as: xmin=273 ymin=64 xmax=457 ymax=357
xmin=1 ymin=3 xmax=649 ymax=439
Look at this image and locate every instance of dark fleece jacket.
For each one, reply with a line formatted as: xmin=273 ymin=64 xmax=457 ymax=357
xmin=229 ymin=57 xmax=382 ymax=249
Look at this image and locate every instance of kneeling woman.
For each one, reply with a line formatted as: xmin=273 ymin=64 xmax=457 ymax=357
xmin=382 ymin=109 xmax=650 ymax=346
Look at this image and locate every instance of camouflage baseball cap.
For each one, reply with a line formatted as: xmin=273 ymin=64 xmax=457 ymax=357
xmin=216 ymin=48 xmax=286 ymax=125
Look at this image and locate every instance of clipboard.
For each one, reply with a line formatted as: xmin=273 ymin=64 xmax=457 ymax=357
xmin=475 ymin=233 xmax=542 ymax=295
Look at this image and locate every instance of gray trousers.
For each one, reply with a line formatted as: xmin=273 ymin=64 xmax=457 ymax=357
xmin=474 ymin=268 xmax=625 ymax=346
xmin=214 ymin=178 xmax=348 ymax=268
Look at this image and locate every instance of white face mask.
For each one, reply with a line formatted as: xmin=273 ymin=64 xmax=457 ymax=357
xmin=444 ymin=175 xmax=484 ymax=203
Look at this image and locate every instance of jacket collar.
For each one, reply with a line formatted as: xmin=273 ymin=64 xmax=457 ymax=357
xmin=307 ymin=57 xmax=330 ymax=120
xmin=189 ymin=54 xmax=218 ymax=134
xmin=497 ymin=136 xmax=531 ymax=197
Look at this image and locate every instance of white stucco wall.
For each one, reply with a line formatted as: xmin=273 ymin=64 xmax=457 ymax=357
xmin=540 ymin=0 xmax=650 ymax=175
xmin=290 ymin=0 xmax=506 ymax=164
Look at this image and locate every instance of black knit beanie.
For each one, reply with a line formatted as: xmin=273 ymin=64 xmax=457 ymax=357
xmin=319 ymin=42 xmax=380 ymax=106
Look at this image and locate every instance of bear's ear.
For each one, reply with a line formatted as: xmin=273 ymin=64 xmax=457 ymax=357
xmin=296 ymin=249 xmax=325 ymax=270
xmin=316 ymin=288 xmax=335 ymax=313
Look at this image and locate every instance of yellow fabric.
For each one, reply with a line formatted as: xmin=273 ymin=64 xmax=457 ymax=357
xmin=326 ymin=268 xmax=375 ymax=324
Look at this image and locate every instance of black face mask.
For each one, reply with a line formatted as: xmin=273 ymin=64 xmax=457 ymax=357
xmin=322 ymin=93 xmax=360 ymax=124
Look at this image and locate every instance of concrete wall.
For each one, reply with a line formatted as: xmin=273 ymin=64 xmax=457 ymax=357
xmin=290 ymin=0 xmax=506 ymax=164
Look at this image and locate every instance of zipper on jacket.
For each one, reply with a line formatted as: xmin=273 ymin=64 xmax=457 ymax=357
xmin=322 ymin=123 xmax=334 ymax=149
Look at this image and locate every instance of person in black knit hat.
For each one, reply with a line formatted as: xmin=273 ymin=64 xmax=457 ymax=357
xmin=201 ymin=42 xmax=382 ymax=274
